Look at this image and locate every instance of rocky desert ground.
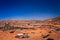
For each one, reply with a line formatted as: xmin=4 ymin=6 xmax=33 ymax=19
xmin=0 ymin=17 xmax=60 ymax=40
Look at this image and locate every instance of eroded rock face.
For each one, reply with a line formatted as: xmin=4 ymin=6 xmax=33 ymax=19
xmin=42 ymin=34 xmax=50 ymax=38
xmin=47 ymin=38 xmax=54 ymax=40
xmin=15 ymin=33 xmax=30 ymax=39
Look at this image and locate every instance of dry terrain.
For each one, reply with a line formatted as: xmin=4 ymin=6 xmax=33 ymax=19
xmin=0 ymin=17 xmax=60 ymax=40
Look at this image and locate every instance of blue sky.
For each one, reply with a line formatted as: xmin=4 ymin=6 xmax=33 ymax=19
xmin=0 ymin=0 xmax=60 ymax=20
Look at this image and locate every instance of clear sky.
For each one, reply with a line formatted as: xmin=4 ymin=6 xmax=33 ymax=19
xmin=0 ymin=0 xmax=60 ymax=20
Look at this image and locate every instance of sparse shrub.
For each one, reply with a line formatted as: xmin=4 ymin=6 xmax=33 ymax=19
xmin=3 ymin=23 xmax=11 ymax=31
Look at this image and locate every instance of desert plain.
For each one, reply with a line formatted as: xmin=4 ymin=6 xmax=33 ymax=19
xmin=0 ymin=17 xmax=60 ymax=40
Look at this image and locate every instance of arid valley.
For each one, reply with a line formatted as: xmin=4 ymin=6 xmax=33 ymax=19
xmin=0 ymin=17 xmax=60 ymax=40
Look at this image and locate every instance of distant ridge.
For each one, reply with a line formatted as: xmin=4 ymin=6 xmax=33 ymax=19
xmin=0 ymin=16 xmax=60 ymax=27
